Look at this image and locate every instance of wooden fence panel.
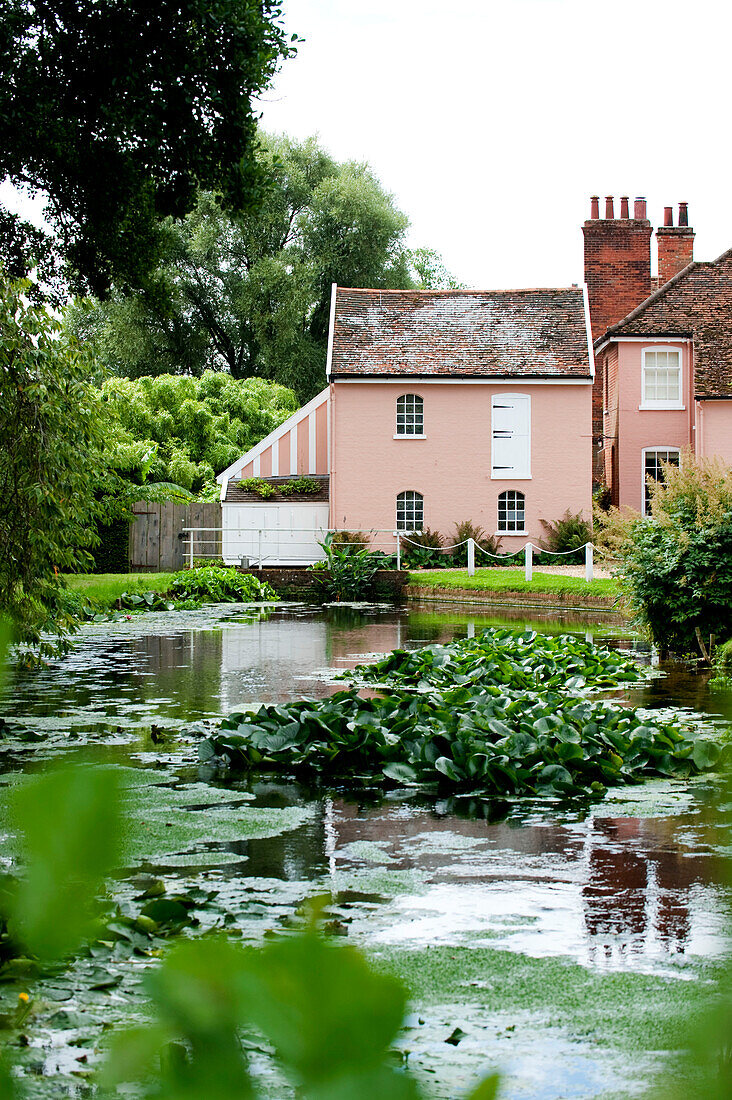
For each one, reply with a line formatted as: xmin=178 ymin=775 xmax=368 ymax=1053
xmin=158 ymin=504 xmax=176 ymax=571
xmin=128 ymin=501 xmax=222 ymax=572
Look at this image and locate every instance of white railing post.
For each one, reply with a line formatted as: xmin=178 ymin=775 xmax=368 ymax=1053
xmin=396 ymin=532 xmax=401 ymax=571
xmin=585 ymin=542 xmax=594 ymax=582
xmin=188 ymin=532 xmax=194 ymax=569
xmin=258 ymin=529 xmax=262 ymax=570
xmin=524 ymin=541 xmax=533 ymax=582
xmin=467 ymin=537 xmax=475 ymax=576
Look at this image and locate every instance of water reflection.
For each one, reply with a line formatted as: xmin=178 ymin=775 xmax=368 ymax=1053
xmin=3 ymin=602 xmax=730 ymax=977
xmin=229 ymin=783 xmax=728 ymax=971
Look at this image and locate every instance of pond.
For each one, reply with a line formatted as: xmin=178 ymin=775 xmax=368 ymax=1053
xmin=2 ymin=602 xmax=730 ymax=1098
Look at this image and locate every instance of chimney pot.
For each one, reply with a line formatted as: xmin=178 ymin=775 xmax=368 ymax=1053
xmin=605 ymin=195 xmax=614 ymax=219
xmin=679 ymin=202 xmax=689 ymax=227
xmin=634 ymin=197 xmax=647 ymax=220
xmin=664 ymin=206 xmax=673 ymax=227
xmin=590 ymin=196 xmax=600 ymax=219
xmin=620 ymin=197 xmax=630 ymax=219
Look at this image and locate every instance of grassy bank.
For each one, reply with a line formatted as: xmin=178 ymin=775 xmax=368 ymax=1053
xmin=62 ymin=573 xmax=176 ymax=607
xmin=407 ymin=568 xmax=619 ymax=598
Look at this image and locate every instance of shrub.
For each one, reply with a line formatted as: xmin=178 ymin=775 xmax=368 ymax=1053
xmin=331 ymin=530 xmax=372 ymax=551
xmin=539 ymin=510 xmax=591 ymax=564
xmin=400 ymin=527 xmax=445 ymax=569
xmin=238 ymin=477 xmax=276 ymax=499
xmin=450 ymin=520 xmax=503 ymax=566
xmin=167 ymin=566 xmax=278 ymax=603
xmin=604 ymin=455 xmax=732 ymax=657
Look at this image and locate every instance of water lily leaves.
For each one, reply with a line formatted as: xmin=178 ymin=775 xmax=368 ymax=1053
xmin=537 ymin=764 xmax=574 ymax=792
xmin=141 ymin=898 xmax=196 ymax=929
xmin=434 ymin=757 xmax=465 ymax=783
xmin=382 ymin=764 xmax=418 ymax=786
xmin=202 ymin=628 xmax=720 ymax=803
xmin=692 ymin=739 xmax=721 ymax=770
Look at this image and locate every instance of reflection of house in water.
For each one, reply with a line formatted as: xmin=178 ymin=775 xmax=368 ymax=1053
xmin=304 ymin=796 xmax=725 ymax=967
xmin=583 ymin=817 xmax=708 ymax=959
xmin=218 ymin=612 xmax=411 ymax=712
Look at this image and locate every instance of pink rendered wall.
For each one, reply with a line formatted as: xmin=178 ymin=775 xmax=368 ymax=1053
xmin=614 ymin=341 xmax=693 ymax=512
xmin=278 ymin=434 xmax=290 ymax=476
xmin=329 ymin=382 xmax=593 ymax=553
xmin=697 ymin=400 xmax=732 ymax=465
xmin=297 ymin=421 xmax=308 ymax=474
xmin=316 ymin=402 xmax=328 ymax=472
xmin=231 ymin=396 xmax=330 ymax=480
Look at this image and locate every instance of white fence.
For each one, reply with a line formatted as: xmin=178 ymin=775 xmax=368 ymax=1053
xmin=182 ymin=526 xmax=598 ymax=580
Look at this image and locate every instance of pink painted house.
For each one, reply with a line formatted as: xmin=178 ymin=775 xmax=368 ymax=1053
xmin=586 ymin=199 xmax=732 ymax=512
xmin=217 ymin=197 xmax=732 ymax=564
xmin=217 ymin=286 xmax=594 ymax=562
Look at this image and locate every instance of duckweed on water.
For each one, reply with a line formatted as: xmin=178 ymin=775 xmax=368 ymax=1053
xmin=200 ymin=629 xmax=724 ymax=800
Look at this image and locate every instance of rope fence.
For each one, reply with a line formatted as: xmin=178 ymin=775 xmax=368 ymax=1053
xmin=180 ymin=525 xmax=611 ymax=581
xmin=396 ymin=535 xmax=599 ymax=581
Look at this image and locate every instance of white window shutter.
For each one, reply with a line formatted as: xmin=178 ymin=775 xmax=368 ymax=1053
xmin=492 ymin=395 xmax=530 ymax=478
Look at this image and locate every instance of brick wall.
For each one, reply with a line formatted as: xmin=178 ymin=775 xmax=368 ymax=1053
xmin=656 ymin=227 xmax=695 ymax=286
xmin=583 ymin=206 xmax=652 ymax=443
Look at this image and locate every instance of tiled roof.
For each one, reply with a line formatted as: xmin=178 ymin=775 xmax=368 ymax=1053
xmin=329 ymin=287 xmax=592 ymax=379
xmin=601 ymin=249 xmax=732 ymax=398
xmin=224 ymin=476 xmax=329 ymax=504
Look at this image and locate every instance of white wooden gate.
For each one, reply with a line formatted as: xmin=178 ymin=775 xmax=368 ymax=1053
xmin=221 ymin=502 xmax=329 ymax=565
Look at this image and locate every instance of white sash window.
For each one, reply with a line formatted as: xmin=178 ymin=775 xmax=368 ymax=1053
xmin=491 ymin=394 xmax=531 ymax=479
xmin=641 ymin=348 xmax=682 ymax=408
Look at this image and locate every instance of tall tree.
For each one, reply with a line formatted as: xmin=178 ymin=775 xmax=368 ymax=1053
xmin=69 ymin=134 xmax=459 ymax=400
xmin=0 ymin=0 xmax=294 ymax=296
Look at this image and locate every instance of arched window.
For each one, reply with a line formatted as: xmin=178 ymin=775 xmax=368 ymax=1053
xmin=497 ymin=490 xmax=525 ymax=533
xmin=396 ymin=490 xmax=424 ymax=531
xmin=396 ymin=394 xmax=424 ymax=436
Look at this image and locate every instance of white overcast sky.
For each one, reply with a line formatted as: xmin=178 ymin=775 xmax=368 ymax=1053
xmin=3 ymin=0 xmax=730 ymax=292
xmin=258 ymin=0 xmax=732 ymax=289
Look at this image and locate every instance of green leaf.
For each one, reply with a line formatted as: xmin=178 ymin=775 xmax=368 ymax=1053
xmin=10 ymin=765 xmax=122 ymax=960
xmin=382 ymin=763 xmax=419 ymax=785
xmin=464 ymin=1074 xmax=502 ymax=1100
xmin=435 ymin=757 xmax=464 ymax=782
xmin=692 ymin=739 xmax=721 ymax=770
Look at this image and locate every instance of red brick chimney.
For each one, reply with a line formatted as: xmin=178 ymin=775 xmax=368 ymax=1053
xmin=656 ymin=203 xmax=694 ymax=286
xmin=583 ymin=195 xmax=652 ymax=444
xmin=583 ymin=195 xmax=652 ymax=338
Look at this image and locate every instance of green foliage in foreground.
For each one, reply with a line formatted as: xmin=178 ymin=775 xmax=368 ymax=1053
xmin=200 ymin=629 xmax=722 ymax=799
xmin=0 ymin=763 xmax=498 ymax=1100
xmin=408 ymin=568 xmax=619 ymax=597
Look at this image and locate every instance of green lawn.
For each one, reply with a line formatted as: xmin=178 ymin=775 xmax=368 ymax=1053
xmin=407 ymin=567 xmax=620 ymax=598
xmin=62 ymin=573 xmax=176 ymax=607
